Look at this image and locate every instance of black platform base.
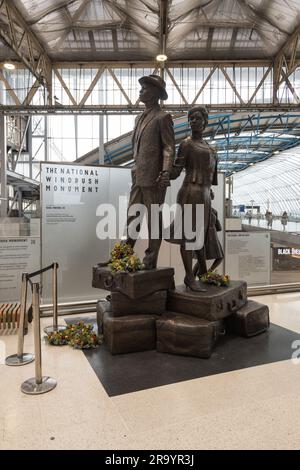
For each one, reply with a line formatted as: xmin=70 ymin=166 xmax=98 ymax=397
xmin=65 ymin=317 xmax=299 ymax=397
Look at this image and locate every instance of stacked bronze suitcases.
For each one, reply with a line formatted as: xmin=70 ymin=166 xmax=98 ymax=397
xmin=94 ymin=267 xmax=173 ymax=354
xmin=93 ymin=264 xmax=270 ymax=358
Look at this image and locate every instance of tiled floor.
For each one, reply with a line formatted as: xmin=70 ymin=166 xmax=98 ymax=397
xmin=1 ymin=292 xmax=300 ymax=450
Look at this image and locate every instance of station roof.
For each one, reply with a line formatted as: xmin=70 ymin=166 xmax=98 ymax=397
xmin=77 ymin=111 xmax=300 ymax=174
xmin=1 ymin=0 xmax=300 ymax=62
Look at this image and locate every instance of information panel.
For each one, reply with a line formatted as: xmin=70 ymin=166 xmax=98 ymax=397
xmin=225 ymin=231 xmax=271 ymax=285
xmin=41 ymin=163 xmax=112 ymax=303
xmin=0 ymin=237 xmax=40 ymax=302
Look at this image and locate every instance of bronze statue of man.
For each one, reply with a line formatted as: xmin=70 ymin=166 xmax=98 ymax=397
xmin=125 ymin=74 xmax=175 ymax=269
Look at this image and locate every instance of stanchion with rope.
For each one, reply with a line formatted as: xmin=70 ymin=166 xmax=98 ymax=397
xmin=43 ymin=262 xmax=66 ymax=334
xmin=5 ymin=261 xmax=66 ymax=367
xmin=21 ymin=282 xmax=57 ymax=395
xmin=5 ymin=272 xmax=35 ymax=366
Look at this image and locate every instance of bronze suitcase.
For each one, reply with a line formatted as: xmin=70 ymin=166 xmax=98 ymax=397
xmin=93 ymin=266 xmax=174 ymax=299
xmin=103 ymin=311 xmax=158 ymax=354
xmin=96 ymin=300 xmax=112 ymax=335
xmin=226 ymin=300 xmax=270 ymax=337
xmin=167 ymin=280 xmax=247 ymax=321
xmin=156 ymin=312 xmax=221 ymax=358
xmin=110 ymin=290 xmax=167 ymax=316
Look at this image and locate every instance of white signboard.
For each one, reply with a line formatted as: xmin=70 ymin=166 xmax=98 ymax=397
xmin=225 ymin=231 xmax=271 ymax=285
xmin=0 ymin=237 xmax=40 ymax=302
xmin=41 ymin=163 xmax=114 ymax=303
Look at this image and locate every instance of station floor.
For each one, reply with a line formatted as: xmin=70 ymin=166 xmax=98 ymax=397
xmin=1 ymin=292 xmax=300 ymax=450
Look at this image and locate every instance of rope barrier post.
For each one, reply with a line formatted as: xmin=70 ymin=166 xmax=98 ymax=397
xmin=53 ymin=262 xmax=58 ymax=329
xmin=21 ymin=283 xmax=57 ymax=395
xmin=44 ymin=263 xmax=66 ymax=334
xmin=5 ymin=273 xmax=34 ymax=366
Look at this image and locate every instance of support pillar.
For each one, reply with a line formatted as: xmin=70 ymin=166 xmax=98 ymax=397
xmin=0 ymin=115 xmax=7 ymax=218
xmin=27 ymin=117 xmax=33 ymax=179
xmin=99 ymin=115 xmax=104 ymax=164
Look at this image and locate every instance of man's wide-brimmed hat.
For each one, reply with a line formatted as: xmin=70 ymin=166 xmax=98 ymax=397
xmin=139 ymin=74 xmax=168 ymax=100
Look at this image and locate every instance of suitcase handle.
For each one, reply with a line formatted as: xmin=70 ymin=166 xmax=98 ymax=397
xmin=103 ymin=274 xmax=114 ymax=289
xmin=227 ymin=299 xmax=237 ymax=312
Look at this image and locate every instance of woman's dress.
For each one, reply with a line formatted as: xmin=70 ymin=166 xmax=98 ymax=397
xmin=168 ymin=136 xmax=218 ymax=250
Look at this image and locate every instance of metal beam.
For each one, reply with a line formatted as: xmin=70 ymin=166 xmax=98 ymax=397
xmin=237 ymin=0 xmax=289 ymax=35
xmin=247 ymin=66 xmax=272 ymax=104
xmin=0 ymin=69 xmax=21 ymax=105
xmin=0 ymin=103 xmax=300 ymax=116
xmin=107 ymin=68 xmax=132 ymax=105
xmin=22 ymin=79 xmax=41 ymax=107
xmin=2 ymin=59 xmax=300 ymax=110
xmin=165 ymin=67 xmax=188 ymax=104
xmin=28 ymin=1 xmax=78 ymax=25
xmin=159 ymin=0 xmax=169 ymax=56
xmin=0 ymin=0 xmax=52 ymax=98
xmin=79 ymin=67 xmax=105 ymax=107
xmin=104 ymin=0 xmax=158 ymax=50
xmin=220 ymin=66 xmax=245 ymax=104
xmin=206 ymin=27 xmax=214 ymax=51
xmin=191 ymin=65 xmax=217 ymax=105
xmin=0 ymin=115 xmax=7 ymax=217
xmin=54 ymin=0 xmax=93 ymax=51
xmin=53 ymin=67 xmax=77 ymax=105
xmin=273 ymin=23 xmax=300 ymax=103
xmin=230 ymin=28 xmax=238 ymax=50
xmin=111 ymin=29 xmax=119 ymax=52
xmin=88 ymin=30 xmax=96 ymax=54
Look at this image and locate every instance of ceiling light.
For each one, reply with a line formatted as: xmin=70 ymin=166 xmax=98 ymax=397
xmin=3 ymin=61 xmax=15 ymax=70
xmin=156 ymin=54 xmax=168 ymax=62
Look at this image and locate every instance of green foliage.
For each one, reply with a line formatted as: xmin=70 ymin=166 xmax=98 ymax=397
xmin=200 ymin=271 xmax=230 ymax=287
xmin=109 ymin=242 xmax=143 ymax=273
xmin=45 ymin=321 xmax=102 ymax=349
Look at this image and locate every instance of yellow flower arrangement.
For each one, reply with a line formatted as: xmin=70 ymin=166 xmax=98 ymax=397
xmin=200 ymin=271 xmax=230 ymax=287
xmin=108 ymin=242 xmax=143 ymax=273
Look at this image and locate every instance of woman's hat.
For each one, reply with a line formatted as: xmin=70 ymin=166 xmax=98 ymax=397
xmin=139 ymin=74 xmax=168 ymax=100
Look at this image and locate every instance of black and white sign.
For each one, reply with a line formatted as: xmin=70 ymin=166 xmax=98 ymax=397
xmin=0 ymin=237 xmax=40 ymax=302
xmin=225 ymin=232 xmax=271 ymax=285
xmin=41 ymin=163 xmax=119 ymax=302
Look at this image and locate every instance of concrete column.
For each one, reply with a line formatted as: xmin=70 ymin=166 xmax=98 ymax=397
xmin=0 ymin=115 xmax=7 ymax=217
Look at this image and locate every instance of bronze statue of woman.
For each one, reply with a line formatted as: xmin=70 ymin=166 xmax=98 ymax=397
xmin=169 ymin=106 xmax=218 ymax=291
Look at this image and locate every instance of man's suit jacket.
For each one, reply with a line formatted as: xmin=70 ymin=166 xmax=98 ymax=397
xmin=132 ymin=104 xmax=175 ymax=187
